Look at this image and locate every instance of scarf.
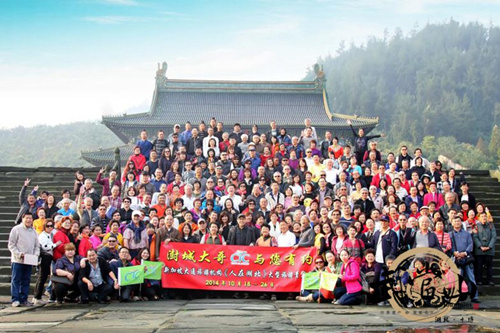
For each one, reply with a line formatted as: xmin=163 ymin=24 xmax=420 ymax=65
xmin=127 ymin=221 xmax=145 ymax=244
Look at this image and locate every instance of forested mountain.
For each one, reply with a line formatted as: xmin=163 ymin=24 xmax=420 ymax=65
xmin=0 ymin=122 xmax=122 ymax=167
xmin=2 ymin=21 xmax=499 ymax=169
xmin=307 ymin=20 xmax=500 ymax=146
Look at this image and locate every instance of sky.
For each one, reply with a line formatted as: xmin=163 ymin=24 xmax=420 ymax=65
xmin=0 ymin=0 xmax=499 ymax=129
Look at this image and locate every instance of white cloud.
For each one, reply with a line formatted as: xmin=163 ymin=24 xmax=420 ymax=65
xmin=83 ymin=15 xmax=144 ymax=24
xmin=99 ymin=0 xmax=139 ymax=6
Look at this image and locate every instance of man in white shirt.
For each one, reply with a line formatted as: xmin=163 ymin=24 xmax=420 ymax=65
xmin=265 ymin=182 xmax=284 ymax=211
xmin=219 ymin=184 xmax=242 ymax=212
xmin=277 ymin=220 xmax=296 ymax=247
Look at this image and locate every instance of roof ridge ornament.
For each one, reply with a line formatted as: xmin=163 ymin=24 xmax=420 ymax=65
xmin=156 ymin=61 xmax=168 ymax=85
xmin=314 ymin=63 xmax=326 ymax=89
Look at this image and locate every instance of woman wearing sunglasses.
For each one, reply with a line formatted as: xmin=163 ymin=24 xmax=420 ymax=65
xmin=33 ymin=219 xmax=61 ymax=305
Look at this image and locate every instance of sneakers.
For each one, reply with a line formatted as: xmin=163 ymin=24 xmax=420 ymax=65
xmin=132 ymin=296 xmax=141 ymax=302
xmin=32 ymin=298 xmax=47 ymax=305
xmin=270 ymin=294 xmax=277 ymax=301
xmin=377 ymin=301 xmax=387 ymax=306
xmin=489 ymin=281 xmax=495 ymax=287
xmin=407 ymin=301 xmax=414 ymax=308
xmin=12 ymin=301 xmax=20 ymax=307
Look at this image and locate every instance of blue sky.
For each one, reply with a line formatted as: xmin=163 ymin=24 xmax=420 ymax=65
xmin=0 ymin=0 xmax=499 ymax=128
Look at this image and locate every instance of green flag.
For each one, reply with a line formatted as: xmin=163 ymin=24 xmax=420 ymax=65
xmin=301 ymin=271 xmax=320 ymax=291
xmin=118 ymin=265 xmax=144 ymax=286
xmin=142 ymin=260 xmax=164 ymax=280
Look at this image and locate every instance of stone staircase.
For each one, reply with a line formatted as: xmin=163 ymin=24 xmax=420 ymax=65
xmin=0 ymin=167 xmax=101 ymax=296
xmin=461 ymin=170 xmax=500 ymax=296
xmin=0 ymin=167 xmax=498 ymax=296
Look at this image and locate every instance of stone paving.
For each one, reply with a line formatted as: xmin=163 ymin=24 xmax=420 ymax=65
xmin=0 ymin=299 xmax=498 ymax=332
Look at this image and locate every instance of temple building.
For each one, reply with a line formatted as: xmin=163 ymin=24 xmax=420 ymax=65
xmin=81 ymin=62 xmax=379 ymax=166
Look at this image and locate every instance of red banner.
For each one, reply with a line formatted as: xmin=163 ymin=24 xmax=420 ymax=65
xmin=159 ymin=243 xmax=317 ymax=292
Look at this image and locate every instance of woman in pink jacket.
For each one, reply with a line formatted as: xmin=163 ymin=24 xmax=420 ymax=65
xmin=333 ymin=249 xmax=363 ymax=305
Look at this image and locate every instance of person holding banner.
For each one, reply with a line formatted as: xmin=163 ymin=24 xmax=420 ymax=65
xmin=200 ymin=222 xmax=226 ymax=245
xmin=154 ymin=214 xmax=180 ymax=259
xmin=227 ymin=214 xmax=255 ymax=246
xmin=131 ymin=248 xmax=161 ymax=300
xmin=109 ymin=247 xmax=137 ymax=302
xmin=296 ymin=255 xmax=327 ymax=303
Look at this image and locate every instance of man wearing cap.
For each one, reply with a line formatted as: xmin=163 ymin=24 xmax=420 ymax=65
xmin=218 ymin=152 xmax=232 ymax=176
xmin=168 ymin=124 xmax=181 ymax=143
xmin=169 ymin=132 xmax=183 ymax=156
xmin=228 ymin=214 xmax=255 ymax=246
xmin=139 ymin=171 xmax=156 ymax=196
xmin=123 ymin=210 xmax=148 ymax=259
xmin=355 ymin=188 xmax=375 ymax=215
xmin=373 ymin=216 xmax=398 ymax=264
xmin=243 ymin=145 xmax=261 ymax=171
xmin=193 ymin=219 xmax=209 ymax=242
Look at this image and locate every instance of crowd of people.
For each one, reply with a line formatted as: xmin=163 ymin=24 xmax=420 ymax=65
xmin=8 ymin=117 xmax=497 ymax=308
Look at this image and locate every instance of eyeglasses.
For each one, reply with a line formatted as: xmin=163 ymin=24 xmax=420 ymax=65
xmin=306 ymin=151 xmax=312 ymax=154
xmin=315 ymin=261 xmax=324 ymax=264
xmin=46 ymin=225 xmax=54 ymax=228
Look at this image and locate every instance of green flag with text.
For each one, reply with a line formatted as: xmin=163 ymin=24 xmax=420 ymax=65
xmin=118 ymin=265 xmax=144 ymax=286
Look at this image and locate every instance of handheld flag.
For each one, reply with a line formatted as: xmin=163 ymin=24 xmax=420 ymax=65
xmin=301 ymin=271 xmax=320 ymax=291
xmin=142 ymin=260 xmax=164 ymax=280
xmin=319 ymin=271 xmax=338 ymax=300
xmin=118 ymin=265 xmax=144 ymax=286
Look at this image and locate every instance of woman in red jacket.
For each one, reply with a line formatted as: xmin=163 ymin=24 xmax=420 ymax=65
xmin=78 ymin=225 xmax=93 ymax=257
xmin=52 ymin=216 xmax=72 ymax=262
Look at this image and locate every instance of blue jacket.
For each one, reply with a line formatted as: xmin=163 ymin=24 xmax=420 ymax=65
xmin=373 ymin=229 xmax=398 ymax=259
xmin=136 ymin=139 xmax=153 ymax=160
xmin=449 ymin=229 xmax=473 ymax=255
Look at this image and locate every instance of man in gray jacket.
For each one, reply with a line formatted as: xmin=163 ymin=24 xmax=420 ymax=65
xmin=8 ymin=212 xmax=40 ymax=307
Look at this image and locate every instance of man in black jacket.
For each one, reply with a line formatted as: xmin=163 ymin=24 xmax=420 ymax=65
xmin=227 ymin=214 xmax=255 ymax=246
xmin=355 ymin=188 xmax=375 ymax=215
xmin=78 ymin=249 xmax=119 ymax=303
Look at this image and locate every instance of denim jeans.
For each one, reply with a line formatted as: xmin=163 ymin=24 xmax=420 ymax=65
xmin=461 ymin=263 xmax=478 ymax=299
xmin=11 ymin=263 xmax=33 ymax=303
xmin=338 ymin=291 xmax=363 ymax=305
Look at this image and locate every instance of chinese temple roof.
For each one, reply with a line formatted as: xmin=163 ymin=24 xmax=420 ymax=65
xmin=83 ymin=62 xmax=379 ymax=166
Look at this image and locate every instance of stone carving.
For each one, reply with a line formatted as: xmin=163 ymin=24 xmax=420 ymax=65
xmin=314 ymin=63 xmax=326 ymax=89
